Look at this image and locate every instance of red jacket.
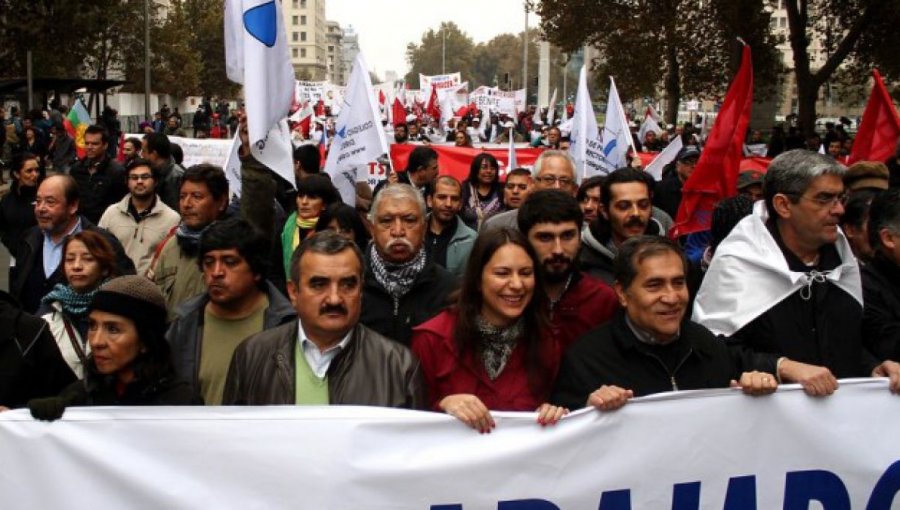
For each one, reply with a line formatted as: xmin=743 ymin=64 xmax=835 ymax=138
xmin=411 ymin=309 xmax=560 ymax=412
xmin=549 ymin=272 xmax=619 ymax=352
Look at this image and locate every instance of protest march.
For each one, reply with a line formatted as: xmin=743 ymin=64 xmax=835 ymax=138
xmin=1 ymin=0 xmax=900 ymax=507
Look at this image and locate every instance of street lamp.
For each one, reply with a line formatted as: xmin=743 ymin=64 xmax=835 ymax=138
xmin=442 ymin=26 xmax=446 ymax=75
xmin=523 ymin=2 xmax=529 ymax=104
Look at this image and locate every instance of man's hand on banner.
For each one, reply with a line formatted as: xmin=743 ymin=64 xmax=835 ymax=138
xmin=731 ymin=371 xmax=778 ymax=396
xmin=871 ymin=360 xmax=900 ymax=394
xmin=439 ymin=393 xmax=495 ymax=434
xmin=587 ymin=385 xmax=633 ymax=411
xmin=778 ymin=359 xmax=838 ymax=397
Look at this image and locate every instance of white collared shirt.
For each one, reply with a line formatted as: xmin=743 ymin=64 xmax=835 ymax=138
xmin=297 ymin=319 xmax=352 ymax=379
xmin=43 ymin=218 xmax=82 ymax=276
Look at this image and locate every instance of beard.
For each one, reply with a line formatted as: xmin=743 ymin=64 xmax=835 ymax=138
xmin=543 ymin=256 xmax=574 ymax=283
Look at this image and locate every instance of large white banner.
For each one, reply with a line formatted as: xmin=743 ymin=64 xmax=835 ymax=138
xmin=1 ymin=380 xmax=898 ymax=509
xmin=471 ymin=85 xmax=526 ymax=116
xmin=419 ymin=72 xmax=462 ymax=91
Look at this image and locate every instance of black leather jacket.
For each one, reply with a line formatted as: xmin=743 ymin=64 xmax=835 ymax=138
xmin=222 ymin=321 xmax=427 ymax=409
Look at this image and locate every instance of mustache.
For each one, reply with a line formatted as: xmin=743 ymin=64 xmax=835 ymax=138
xmin=624 ymin=216 xmax=646 ymax=229
xmin=544 ymin=254 xmax=572 ymax=266
xmin=386 ymin=238 xmax=414 ymax=250
xmin=320 ymin=304 xmax=347 ymax=315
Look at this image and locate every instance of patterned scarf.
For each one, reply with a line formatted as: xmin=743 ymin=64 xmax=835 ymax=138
xmin=175 ymin=222 xmax=209 ymax=256
xmin=369 ymin=244 xmax=427 ymax=299
xmin=477 ymin=315 xmax=524 ymax=380
xmin=468 ymin=183 xmax=503 ymax=228
xmin=41 ymin=283 xmax=104 ymax=318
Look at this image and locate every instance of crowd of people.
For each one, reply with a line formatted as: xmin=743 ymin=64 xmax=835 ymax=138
xmin=0 ymin=99 xmax=898 ymax=433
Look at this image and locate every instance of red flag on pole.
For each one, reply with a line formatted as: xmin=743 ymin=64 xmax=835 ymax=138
xmin=848 ymin=69 xmax=900 ymax=165
xmin=392 ymin=97 xmax=407 ymax=128
xmin=670 ymin=44 xmax=754 ymax=238
xmin=378 ymin=89 xmax=386 ymax=105
xmin=426 ymin=85 xmax=440 ymax=120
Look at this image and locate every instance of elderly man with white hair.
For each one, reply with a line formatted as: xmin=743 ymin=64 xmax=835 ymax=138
xmin=360 ymin=183 xmax=458 ymax=346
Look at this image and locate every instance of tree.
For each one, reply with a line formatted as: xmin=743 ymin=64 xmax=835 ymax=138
xmin=404 ymin=22 xmax=475 ymax=86
xmin=183 ymin=0 xmax=240 ymax=99
xmin=783 ymin=0 xmax=900 ymax=135
xmin=536 ymin=0 xmax=782 ymax=126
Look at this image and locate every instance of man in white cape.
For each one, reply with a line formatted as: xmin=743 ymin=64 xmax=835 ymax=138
xmin=693 ymin=150 xmax=900 ymax=395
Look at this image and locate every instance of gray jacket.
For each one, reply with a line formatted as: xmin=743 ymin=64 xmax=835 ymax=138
xmin=440 ymin=216 xmax=477 ymax=276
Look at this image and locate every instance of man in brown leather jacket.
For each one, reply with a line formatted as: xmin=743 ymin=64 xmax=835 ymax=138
xmin=222 ymin=231 xmax=426 ymax=408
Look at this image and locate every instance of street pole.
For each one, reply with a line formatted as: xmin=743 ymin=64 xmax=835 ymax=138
xmin=442 ymin=27 xmax=446 ymax=75
xmin=523 ymin=4 xmax=528 ymax=105
xmin=26 ymin=50 xmax=33 ymax=110
xmin=144 ymin=0 xmax=151 ymax=120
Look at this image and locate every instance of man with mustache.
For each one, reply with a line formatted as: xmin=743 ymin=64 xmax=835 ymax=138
xmin=361 ymin=183 xmax=458 ymax=346
xmin=695 ymin=150 xmax=900 ymax=396
xmin=518 ymin=190 xmax=618 ymax=351
xmin=424 ymin=175 xmax=476 ymax=277
xmin=580 ymin=168 xmax=666 ymax=285
xmin=166 ymin=218 xmax=296 ymax=405
xmin=223 ymin=231 xmax=426 ymax=407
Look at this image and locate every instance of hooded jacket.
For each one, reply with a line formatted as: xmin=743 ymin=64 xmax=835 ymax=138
xmin=579 ymin=216 xmax=664 ymax=285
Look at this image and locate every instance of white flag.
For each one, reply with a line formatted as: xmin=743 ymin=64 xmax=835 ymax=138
xmin=644 ymin=136 xmax=683 ymax=181
xmin=598 ymin=76 xmax=634 ymax=172
xmin=225 ymin=0 xmax=295 ymax=146
xmin=324 ymin=54 xmax=390 ymax=205
xmin=547 ymin=88 xmax=558 ymax=126
xmin=223 ymin=131 xmax=243 ymax=197
xmin=568 ymin=65 xmax=602 ymax=181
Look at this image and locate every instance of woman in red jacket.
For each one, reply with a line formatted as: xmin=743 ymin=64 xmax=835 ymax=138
xmin=411 ymin=227 xmax=567 ymax=433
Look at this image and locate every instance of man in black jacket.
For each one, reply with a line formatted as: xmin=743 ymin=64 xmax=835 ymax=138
xmin=11 ymin=175 xmax=135 ymax=314
xmin=553 ymin=236 xmax=777 ymax=411
xmin=694 ymin=150 xmax=900 ymax=396
xmin=862 ymin=188 xmax=900 ymax=362
xmin=69 ymin=125 xmax=127 ymax=224
xmin=223 ymin=231 xmax=425 ymax=407
xmin=361 ymin=183 xmax=457 ymax=346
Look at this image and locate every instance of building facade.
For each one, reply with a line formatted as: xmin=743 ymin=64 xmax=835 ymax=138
xmin=325 ymin=21 xmax=344 ymax=85
xmin=283 ymin=0 xmax=328 ymax=80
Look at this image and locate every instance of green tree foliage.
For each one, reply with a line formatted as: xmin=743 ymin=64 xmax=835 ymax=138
xmin=536 ymin=0 xmax=782 ymax=125
xmin=404 ymin=22 xmax=475 ymax=86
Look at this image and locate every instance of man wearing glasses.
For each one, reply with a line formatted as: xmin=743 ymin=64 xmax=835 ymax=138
xmin=99 ymin=158 xmax=180 ymax=274
xmin=482 ymin=150 xmax=577 ymax=232
xmin=694 ymin=150 xmax=900 ymax=396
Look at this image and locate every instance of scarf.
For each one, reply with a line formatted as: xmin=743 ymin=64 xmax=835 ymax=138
xmin=41 ymin=283 xmax=103 ymax=318
xmin=369 ymin=243 xmax=427 ymax=299
xmin=477 ymin=315 xmax=524 ymax=380
xmin=293 ymin=215 xmax=319 ymax=250
xmin=467 ymin=183 xmax=503 ymax=228
xmin=175 ymin=222 xmax=209 ymax=256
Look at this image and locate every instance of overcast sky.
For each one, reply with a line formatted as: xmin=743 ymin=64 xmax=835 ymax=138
xmin=326 ymin=0 xmax=540 ymax=81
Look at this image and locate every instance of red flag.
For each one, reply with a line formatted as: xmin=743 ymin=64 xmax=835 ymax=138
xmin=378 ymin=89 xmax=386 ymax=105
xmin=848 ymin=69 xmax=900 ymax=165
xmin=455 ymin=104 xmax=470 ymax=118
xmin=392 ymin=97 xmax=407 ymax=128
xmin=315 ymin=99 xmax=325 ymax=117
xmin=426 ymin=85 xmax=441 ymax=120
xmin=670 ymin=44 xmax=754 ymax=238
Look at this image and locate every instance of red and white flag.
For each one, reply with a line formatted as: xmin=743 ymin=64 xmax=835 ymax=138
xmin=848 ymin=69 xmax=900 ymax=164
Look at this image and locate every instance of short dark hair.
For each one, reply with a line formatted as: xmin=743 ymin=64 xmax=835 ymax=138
xmin=614 ymin=235 xmax=687 ymax=290
xmin=289 ymin=230 xmax=364 ymax=284
xmin=840 ymin=189 xmax=880 ymax=230
xmin=180 ymin=163 xmax=229 ymax=202
xmin=198 ymin=218 xmax=270 ymax=284
xmin=406 ymin=146 xmax=438 ymax=173
xmin=517 ymin=189 xmax=583 ymax=234
xmin=506 ymin=168 xmax=532 ymax=180
xmin=124 ymin=136 xmax=142 ymax=152
xmin=710 ymin=195 xmax=754 ymax=253
xmin=601 ymin=168 xmax=653 ymax=211
xmin=84 ymin=124 xmax=109 ymax=144
xmin=576 ymin=175 xmax=605 ymax=203
xmin=126 ymin=157 xmax=158 ymax=181
xmin=170 ymin=143 xmax=183 ymax=165
xmin=314 ymin=203 xmax=371 ymax=249
xmin=427 ymin=175 xmax=462 ymax=197
xmin=293 ymin=144 xmax=321 ymax=175
xmin=143 ymin=132 xmax=172 ymax=159
xmin=868 ymin=188 xmax=900 ymax=250
xmin=296 ymin=174 xmax=341 ymax=205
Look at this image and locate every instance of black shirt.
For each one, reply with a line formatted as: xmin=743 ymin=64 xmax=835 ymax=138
xmin=425 ymin=219 xmax=457 ymax=269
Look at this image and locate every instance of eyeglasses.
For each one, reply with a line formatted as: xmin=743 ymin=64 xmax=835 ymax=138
xmin=129 ymin=173 xmax=153 ymax=181
xmin=790 ymin=191 xmax=850 ymax=208
xmin=535 ymin=175 xmax=574 ymax=187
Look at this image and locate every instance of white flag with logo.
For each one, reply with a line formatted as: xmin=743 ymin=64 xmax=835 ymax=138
xmin=568 ymin=65 xmax=603 ymax=181
xmin=324 ymin=53 xmax=390 ymax=205
xmin=224 ymin=0 xmax=296 ymax=189
xmin=644 ymin=136 xmax=683 ymax=181
xmin=599 ymin=76 xmax=635 ymax=172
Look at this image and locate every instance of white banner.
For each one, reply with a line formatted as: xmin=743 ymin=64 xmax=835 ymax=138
xmin=419 ymin=72 xmax=462 ymax=91
xmin=471 ymin=86 xmax=526 ymax=117
xmin=2 ymin=381 xmax=898 ymax=509
xmin=294 ymin=80 xmax=327 ymax=103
